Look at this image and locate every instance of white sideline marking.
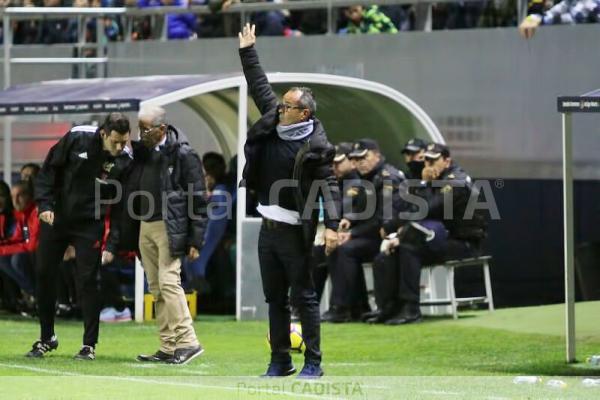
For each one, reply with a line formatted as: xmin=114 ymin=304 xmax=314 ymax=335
xmin=420 ymin=390 xmax=462 ymax=396
xmin=0 ymin=363 xmax=343 ymax=400
xmin=327 ymin=362 xmax=380 ymax=367
xmin=0 ymin=363 xmax=78 ymax=376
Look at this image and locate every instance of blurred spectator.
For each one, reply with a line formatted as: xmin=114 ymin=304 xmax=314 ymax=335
xmin=0 ymin=181 xmax=39 ymax=313
xmin=250 ymin=1 xmax=289 ymax=36
xmin=479 ymin=0 xmax=518 ymax=28
xmin=36 ymin=0 xmax=72 ymax=44
xmin=341 ymin=5 xmax=398 ymax=34
xmin=441 ymin=1 xmax=486 ymax=29
xmin=185 ymin=151 xmax=235 ymax=313
xmin=197 ymin=0 xmax=240 ymax=37
xmin=137 ymin=0 xmax=198 ymax=40
xmin=519 ymin=0 xmax=600 ymax=39
xmin=20 ymin=163 xmax=41 ymax=182
xmin=11 ymin=0 xmax=42 ymax=45
xmin=289 ymin=6 xmax=327 ymax=35
xmin=0 ymin=180 xmax=19 ymax=313
xmin=0 ymin=181 xmax=16 ymax=243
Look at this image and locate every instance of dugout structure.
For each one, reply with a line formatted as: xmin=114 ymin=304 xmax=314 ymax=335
xmin=0 ymin=73 xmax=444 ymax=323
xmin=557 ymin=89 xmax=600 ymax=363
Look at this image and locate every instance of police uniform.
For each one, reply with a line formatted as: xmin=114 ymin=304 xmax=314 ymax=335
xmin=401 ymin=137 xmax=428 ymax=180
xmin=323 ymin=139 xmax=406 ymax=323
xmin=377 ymin=143 xmax=487 ymax=325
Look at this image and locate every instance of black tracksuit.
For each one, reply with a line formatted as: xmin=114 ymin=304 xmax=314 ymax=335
xmin=34 ymin=126 xmax=131 ymax=347
xmin=240 ymin=45 xmax=340 ymax=366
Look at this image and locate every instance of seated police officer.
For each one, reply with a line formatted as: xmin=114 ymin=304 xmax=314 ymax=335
xmin=322 ymin=139 xmax=405 ymax=323
xmin=376 ymin=143 xmax=487 ymax=325
xmin=401 ymin=138 xmax=428 ymax=180
xmin=312 ymin=142 xmax=357 ymax=304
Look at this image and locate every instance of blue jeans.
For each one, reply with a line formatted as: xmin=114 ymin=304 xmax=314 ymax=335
xmin=0 ymin=253 xmax=34 ymax=294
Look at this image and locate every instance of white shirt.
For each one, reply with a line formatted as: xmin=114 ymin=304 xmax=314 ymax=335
xmin=257 ymin=203 xmax=302 ymax=225
xmin=154 ymin=135 xmax=167 ymax=152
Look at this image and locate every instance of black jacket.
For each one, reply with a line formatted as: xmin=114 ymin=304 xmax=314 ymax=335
xmin=351 ymin=159 xmax=406 ymax=239
xmin=34 ymin=125 xmax=132 ymax=252
xmin=239 ymin=45 xmax=340 ymax=247
xmin=339 ymin=170 xmax=363 ymax=223
xmin=412 ymin=163 xmax=487 ymax=242
xmin=118 ymin=126 xmax=208 ymax=257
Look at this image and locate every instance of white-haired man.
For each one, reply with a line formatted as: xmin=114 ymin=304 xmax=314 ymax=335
xmin=123 ymin=105 xmax=208 ymax=365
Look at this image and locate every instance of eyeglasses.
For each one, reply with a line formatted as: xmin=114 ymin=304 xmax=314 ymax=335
xmin=139 ymin=124 xmax=160 ymax=135
xmin=277 ymin=103 xmax=306 ymax=112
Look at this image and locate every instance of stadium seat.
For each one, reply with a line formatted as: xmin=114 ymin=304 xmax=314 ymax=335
xmin=420 ymin=256 xmax=494 ymax=319
xmin=321 ymin=256 xmax=495 ymax=319
xmin=144 ymin=291 xmax=198 ymax=321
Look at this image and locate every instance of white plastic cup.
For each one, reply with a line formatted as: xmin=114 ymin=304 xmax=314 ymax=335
xmin=546 ymin=379 xmax=567 ymax=389
xmin=513 ymin=376 xmax=541 ymax=384
xmin=582 ymin=378 xmax=600 ymax=387
xmin=586 ymin=355 xmax=600 ymax=365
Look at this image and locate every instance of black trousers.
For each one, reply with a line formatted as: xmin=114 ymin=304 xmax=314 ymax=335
xmin=258 ymin=221 xmax=321 ymax=365
xmin=310 ymin=245 xmax=329 ymax=303
xmin=36 ymin=219 xmax=104 ymax=347
xmin=328 ymin=237 xmax=379 ymax=310
xmin=373 ymin=238 xmax=476 ymax=308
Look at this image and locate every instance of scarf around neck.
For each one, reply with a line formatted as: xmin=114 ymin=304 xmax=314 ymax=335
xmin=276 ymin=119 xmax=314 ymax=141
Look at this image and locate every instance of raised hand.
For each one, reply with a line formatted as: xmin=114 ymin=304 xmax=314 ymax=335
xmin=238 ymin=23 xmax=256 ymax=49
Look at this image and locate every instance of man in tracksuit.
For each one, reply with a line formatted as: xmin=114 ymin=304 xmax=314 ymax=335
xmin=27 ymin=112 xmax=132 ymax=360
xmin=239 ymin=23 xmax=340 ymax=377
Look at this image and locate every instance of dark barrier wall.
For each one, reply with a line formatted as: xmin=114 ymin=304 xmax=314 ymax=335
xmin=458 ymin=179 xmax=600 ymax=307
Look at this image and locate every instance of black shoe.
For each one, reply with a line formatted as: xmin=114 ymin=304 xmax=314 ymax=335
xmin=168 ymin=345 xmax=204 ymax=365
xmin=74 ymin=345 xmax=96 ymax=360
xmin=366 ymin=306 xmax=398 ymax=324
xmin=361 ymin=310 xmax=380 ymax=322
xmin=136 ymin=350 xmax=174 ymax=363
xmin=261 ymin=362 xmax=296 ymax=377
xmin=351 ymin=306 xmax=371 ymax=322
xmin=385 ymin=303 xmax=422 ymax=325
xmin=321 ymin=307 xmax=351 ymax=323
xmin=26 ymin=336 xmax=59 ymax=358
xmin=366 ymin=313 xmax=389 ymax=324
xmin=298 ymin=362 xmax=323 ymax=379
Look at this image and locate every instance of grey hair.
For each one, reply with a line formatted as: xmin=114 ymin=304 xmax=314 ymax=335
xmin=289 ymin=86 xmax=316 ymax=116
xmin=138 ymin=105 xmax=167 ymax=126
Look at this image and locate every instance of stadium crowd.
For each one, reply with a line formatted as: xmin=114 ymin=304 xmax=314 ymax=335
xmin=1 ymin=0 xmax=597 ymax=44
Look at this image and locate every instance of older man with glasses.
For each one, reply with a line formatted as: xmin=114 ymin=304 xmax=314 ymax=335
xmin=120 ymin=105 xmax=207 ymax=365
xmin=238 ymin=23 xmax=340 ymax=378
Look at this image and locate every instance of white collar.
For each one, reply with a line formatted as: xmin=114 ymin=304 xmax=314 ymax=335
xmin=154 ymin=135 xmax=167 ymax=152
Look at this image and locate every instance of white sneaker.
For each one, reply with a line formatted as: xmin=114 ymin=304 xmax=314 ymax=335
xmin=100 ymin=307 xmax=117 ymax=322
xmin=114 ymin=307 xmax=132 ymax=322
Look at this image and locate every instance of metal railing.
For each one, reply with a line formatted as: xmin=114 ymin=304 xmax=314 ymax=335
xmin=1 ymin=1 xmax=525 ymax=88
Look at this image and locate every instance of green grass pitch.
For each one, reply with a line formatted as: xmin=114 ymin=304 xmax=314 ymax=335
xmin=0 ymin=302 xmax=599 ymax=399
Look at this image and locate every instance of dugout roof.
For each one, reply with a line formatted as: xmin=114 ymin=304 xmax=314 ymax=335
xmin=0 ymin=73 xmax=444 ymax=166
